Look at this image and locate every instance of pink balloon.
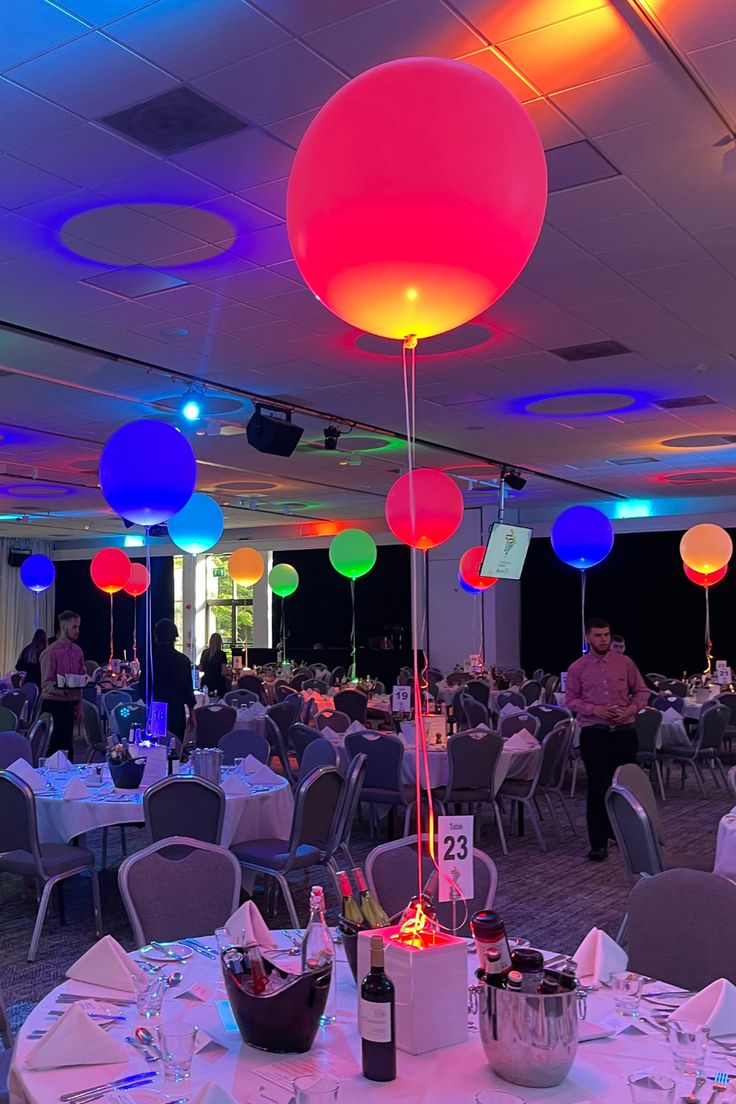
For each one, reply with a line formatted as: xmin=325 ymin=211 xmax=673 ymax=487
xmin=385 ymin=469 xmax=464 ymax=551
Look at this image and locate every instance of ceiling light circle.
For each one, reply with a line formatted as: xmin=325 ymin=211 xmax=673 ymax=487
xmin=525 ymin=392 xmax=638 ymax=417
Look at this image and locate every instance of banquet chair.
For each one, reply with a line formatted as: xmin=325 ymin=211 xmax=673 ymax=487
xmin=345 ymin=730 xmax=413 ymax=837
xmin=499 ymin=711 xmax=540 ymax=741
xmin=445 ymin=671 xmax=470 ymax=689
xmin=660 ymin=679 xmax=687 ymax=698
xmin=527 ymin=704 xmax=570 ymax=741
xmin=626 ymin=869 xmax=736 ymax=989
xmin=230 ymin=766 xmax=346 ymax=928
xmin=303 ymin=679 xmax=329 ymax=694
xmin=651 ymin=694 xmax=684 ymax=715
xmin=9 ymin=672 xmax=24 ymax=689
xmin=82 ymin=700 xmax=106 ymax=763
xmin=0 ymin=980 xmax=12 ymax=1104
xmin=101 ymin=690 xmax=134 ymax=724
xmin=542 ymin=674 xmax=560 ymax=701
xmin=728 ymin=764 xmax=736 ymax=799
xmin=0 ymin=731 xmax=32 ymax=770
xmin=315 ymin=709 xmax=351 ymax=734
xmin=366 ymin=834 xmax=497 ymax=937
xmin=301 ymin=697 xmax=318 ymax=726
xmin=434 ymin=730 xmax=507 ymax=854
xmin=217 ymin=729 xmax=269 ymax=765
xmin=110 ymin=701 xmax=147 ymax=741
xmin=660 ymin=703 xmax=729 ymax=795
xmin=236 ymin=675 xmax=268 ymax=704
xmin=275 ymin=682 xmax=298 ymax=703
xmin=459 ymin=693 xmax=489 ymax=730
xmin=265 ymin=697 xmax=303 ymax=782
xmin=497 ymin=725 xmax=569 ymax=852
xmin=634 ymin=707 xmax=665 ymax=801
xmin=329 ymin=752 xmax=367 ymax=870
xmin=0 ymin=708 xmax=17 ymax=733
xmin=144 ymin=776 xmax=225 ymax=845
xmin=0 ymin=771 xmax=101 ymax=961
xmin=519 ymin=680 xmax=542 ymax=707
xmin=297 ymin=738 xmax=337 ymax=783
xmin=0 ymin=690 xmax=28 ymax=723
xmin=223 ymin=689 xmax=258 ymax=708
xmin=330 ymin=666 xmax=347 ymax=686
xmin=447 ymin=688 xmax=469 ymax=732
xmin=18 ymin=682 xmax=39 ymax=725
xmin=464 ymin=681 xmax=490 ymax=708
xmin=716 ymin=691 xmax=736 ymax=750
xmin=496 ymin=690 xmax=525 ymax=711
xmin=537 ymin=720 xmax=577 ymax=839
xmin=119 ymin=837 xmax=240 ymax=946
xmin=290 ymin=671 xmax=310 ymax=691
xmin=194 ymin=704 xmax=237 ymax=750
xmin=28 ymin=712 xmax=52 ymax=766
xmin=334 ymin=689 xmax=368 ymax=725
xmin=289 ymin=723 xmax=321 ymax=764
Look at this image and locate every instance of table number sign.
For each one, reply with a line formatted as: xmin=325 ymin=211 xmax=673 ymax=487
xmin=392 ymin=685 xmax=411 ymax=713
xmin=147 ymin=700 xmax=168 ymax=740
xmin=560 ymin=671 xmax=568 ymax=692
xmin=715 ymin=662 xmax=732 ymax=685
xmin=437 ymin=815 xmax=474 ymax=903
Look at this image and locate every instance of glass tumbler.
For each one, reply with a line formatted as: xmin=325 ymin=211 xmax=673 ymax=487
xmin=628 ymin=1073 xmax=675 ymax=1103
xmin=157 ymin=1024 xmax=198 ymax=1081
xmin=666 ymin=1019 xmax=710 ymax=1076
xmin=292 ymin=1076 xmax=340 ymax=1103
xmin=611 ymin=971 xmax=644 ymax=1017
xmin=131 ymin=972 xmax=166 ymax=1019
xmin=475 ymin=1093 xmax=526 ymax=1104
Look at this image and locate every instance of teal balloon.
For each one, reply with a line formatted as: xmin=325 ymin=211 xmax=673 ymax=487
xmin=167 ymin=493 xmax=223 ymax=555
xmin=329 ymin=529 xmax=377 ymax=580
xmin=269 ymin=563 xmax=299 ymax=597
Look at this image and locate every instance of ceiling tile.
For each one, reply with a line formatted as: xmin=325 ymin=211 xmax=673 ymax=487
xmin=540 ymin=273 xmax=635 ymax=308
xmin=84 ymin=298 xmax=167 ymax=327
xmin=93 ymin=161 xmax=225 ymax=206
xmin=88 ymin=217 xmax=210 ymax=264
xmin=664 ymin=188 xmax=736 ymax=233
xmin=12 ymin=123 xmax=159 ymax=187
xmin=229 ymin=224 xmax=292 ymax=266
xmin=595 ymin=108 xmax=728 ymax=174
xmin=649 ymin=0 xmax=736 ymax=52
xmin=173 ymin=129 xmax=294 ymax=192
xmin=460 ymin=46 xmax=537 ymax=103
xmin=692 ymin=225 xmax=736 ymax=277
xmin=524 ymin=99 xmax=582 ymax=148
xmin=83 ymin=266 xmax=187 ymax=296
xmin=0 ymin=78 xmax=79 ymax=150
xmin=550 ymin=62 xmax=693 ymax=136
xmin=570 ymin=293 xmax=683 ymax=336
xmin=564 ymin=207 xmax=679 ymax=253
xmin=264 ymin=109 xmax=318 ymax=150
xmin=545 ymin=175 xmax=653 ymax=228
xmin=49 ymin=1 xmax=157 ymax=25
xmin=687 ymin=38 xmax=736 ymax=116
xmin=155 ymin=195 xmax=281 ymax=238
xmin=0 ymin=0 xmax=87 ymax=70
xmin=597 ymin=233 xmax=707 ymax=275
xmin=454 ymin=0 xmax=610 ymax=43
xmin=238 ymin=178 xmax=288 ymax=218
xmin=202 ymin=266 xmax=299 ymax=302
xmin=189 ymin=302 xmax=277 ymax=330
xmin=0 ymin=154 xmax=75 ymax=210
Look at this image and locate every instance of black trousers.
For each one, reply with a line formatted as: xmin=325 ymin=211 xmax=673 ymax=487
xmin=579 ymin=725 xmax=638 ymax=849
xmin=42 ymin=699 xmax=77 ymax=757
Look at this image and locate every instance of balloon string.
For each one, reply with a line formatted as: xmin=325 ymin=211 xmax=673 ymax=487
xmin=281 ymin=597 xmax=286 ymax=664
xmin=109 ymin=592 xmax=114 ymax=667
xmin=705 ymin=586 xmax=712 ymax=674
xmin=580 ymin=570 xmax=587 ymax=655
xmin=350 ymin=578 xmax=356 ymax=681
xmin=34 ymin=591 xmax=39 ymax=631
xmin=132 ymin=596 xmax=137 ymax=661
xmin=145 ymin=529 xmax=152 ymax=715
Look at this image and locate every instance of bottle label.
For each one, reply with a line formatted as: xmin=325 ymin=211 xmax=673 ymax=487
xmin=360 ymin=998 xmax=392 ymax=1043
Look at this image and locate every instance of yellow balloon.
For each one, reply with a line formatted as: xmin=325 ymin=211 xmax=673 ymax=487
xmin=680 ymin=523 xmax=733 ymax=574
xmin=228 ymin=547 xmax=264 ymax=586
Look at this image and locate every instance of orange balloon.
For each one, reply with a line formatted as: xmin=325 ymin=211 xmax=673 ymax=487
xmin=680 ymin=523 xmax=733 ymax=574
xmin=228 ymin=547 xmax=264 ymax=587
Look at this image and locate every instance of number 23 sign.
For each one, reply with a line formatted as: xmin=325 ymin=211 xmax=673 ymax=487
xmin=437 ymin=815 xmax=474 ymax=903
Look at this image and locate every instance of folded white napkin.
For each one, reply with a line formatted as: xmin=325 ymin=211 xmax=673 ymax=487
xmin=66 ymin=934 xmax=147 ymax=993
xmin=661 ymin=707 xmax=683 ymax=724
xmin=669 ymin=978 xmax=736 ymax=1035
xmin=25 ymin=1003 xmax=128 ymax=1070
xmin=345 ymin=720 xmax=365 ymax=735
xmin=191 ymin=1082 xmax=238 ymax=1104
xmin=241 ymin=753 xmax=265 ymax=773
xmin=46 ymin=750 xmax=73 ymax=771
xmin=225 ymin=899 xmax=276 ymax=948
xmin=250 ymin=763 xmax=281 ymax=785
xmin=221 ymin=774 xmax=250 ymax=795
xmin=240 ymin=703 xmax=266 ymax=717
xmin=7 ymin=757 xmax=46 ymax=791
xmin=504 ymin=730 xmax=537 ymax=752
xmin=63 ymin=776 xmax=92 ymax=801
xmin=573 ymin=927 xmax=627 ymax=983
xmin=499 ymin=703 xmax=523 ymax=722
xmin=319 ymin=726 xmax=343 ymax=743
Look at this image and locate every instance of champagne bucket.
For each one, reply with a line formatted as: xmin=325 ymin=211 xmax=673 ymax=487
xmin=221 ymin=952 xmax=330 ymax=1053
xmin=191 ymin=747 xmax=223 ymax=785
xmin=479 ymin=981 xmax=584 ymax=1088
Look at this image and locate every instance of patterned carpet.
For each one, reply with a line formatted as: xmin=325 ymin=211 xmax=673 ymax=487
xmin=1 ymin=770 xmax=732 ymax=1038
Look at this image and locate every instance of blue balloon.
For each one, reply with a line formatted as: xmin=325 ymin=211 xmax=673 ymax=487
xmin=551 ymin=505 xmax=614 ymax=570
xmin=99 ymin=420 xmax=197 ymax=527
xmin=168 ymin=493 xmax=223 ymax=555
xmin=20 ymin=554 xmax=55 ymax=593
xmin=458 ymin=571 xmax=482 ymax=594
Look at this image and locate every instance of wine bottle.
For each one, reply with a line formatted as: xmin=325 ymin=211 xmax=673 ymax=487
xmin=336 ymin=870 xmax=364 ymax=928
xmin=353 ymin=867 xmax=390 ymax=928
xmin=301 ymin=885 xmax=336 ymax=1025
xmin=360 ymin=935 xmax=396 ymax=1082
xmin=482 ymin=948 xmax=508 ymax=989
xmin=245 ymin=941 xmax=268 ymax=995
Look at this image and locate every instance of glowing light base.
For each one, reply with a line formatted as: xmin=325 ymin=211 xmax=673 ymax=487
xmin=357 ymin=926 xmax=467 ymax=1054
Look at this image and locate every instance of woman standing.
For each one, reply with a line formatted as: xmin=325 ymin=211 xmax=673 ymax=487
xmin=16 ymin=628 xmax=48 ymax=688
xmin=198 ymin=632 xmax=229 ymax=698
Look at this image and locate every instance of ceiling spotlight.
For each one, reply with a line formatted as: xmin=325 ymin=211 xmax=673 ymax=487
xmin=503 ymin=468 xmax=527 ymax=492
xmin=324 ymin=426 xmax=341 ymax=450
xmin=182 ymin=398 xmax=202 ymax=422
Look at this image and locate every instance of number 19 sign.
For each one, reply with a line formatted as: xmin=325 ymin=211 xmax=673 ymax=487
xmin=437 ymin=815 xmax=474 ymax=903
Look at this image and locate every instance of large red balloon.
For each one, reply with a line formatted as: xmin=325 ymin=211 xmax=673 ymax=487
xmin=459 ymin=546 xmax=498 ymax=591
xmin=90 ymin=548 xmax=131 ymax=594
xmin=124 ymin=562 xmax=150 ymax=597
xmin=287 ymin=57 xmax=547 ymax=340
xmin=683 ymin=562 xmax=727 ymax=588
xmin=385 ymin=469 xmax=464 ymax=551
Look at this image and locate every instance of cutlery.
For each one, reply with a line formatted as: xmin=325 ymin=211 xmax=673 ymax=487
xmin=706 ymin=1071 xmax=729 ymax=1102
xmin=125 ymin=1036 xmax=158 ymax=1063
xmin=149 ymin=941 xmax=186 ymax=962
xmin=135 ymin=1027 xmax=163 ymax=1058
xmin=68 ymin=1079 xmax=158 ymax=1104
xmin=180 ymin=938 xmax=216 ymax=959
xmin=646 ymin=989 xmax=699 ymax=999
xmin=61 ymin=1073 xmax=155 ymax=1100
xmin=682 ymin=1075 xmax=706 ymax=1102
xmin=48 ymin=1010 xmax=126 ymax=1022
xmin=134 ymin=960 xmax=163 ymax=974
xmin=57 ymin=995 xmax=134 ymax=1007
xmin=165 ymin=972 xmax=183 ymax=989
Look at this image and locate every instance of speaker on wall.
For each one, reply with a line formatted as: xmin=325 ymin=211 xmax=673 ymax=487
xmin=246 ymin=406 xmax=303 ymax=457
xmin=8 ymin=548 xmax=31 ymax=568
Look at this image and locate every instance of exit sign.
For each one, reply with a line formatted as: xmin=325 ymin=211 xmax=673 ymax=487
xmin=212 ymin=567 xmax=225 ymax=577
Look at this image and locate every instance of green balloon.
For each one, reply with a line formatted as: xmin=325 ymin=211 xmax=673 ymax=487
xmin=268 ymin=563 xmax=299 ymax=597
xmin=329 ymin=529 xmax=378 ymax=580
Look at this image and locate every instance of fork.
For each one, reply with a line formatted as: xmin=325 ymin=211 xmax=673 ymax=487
xmin=706 ymin=1072 xmax=729 ymax=1102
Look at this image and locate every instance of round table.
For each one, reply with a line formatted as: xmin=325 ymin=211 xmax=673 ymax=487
xmin=714 ymin=807 xmax=736 ymax=880
xmin=9 ymin=932 xmax=718 ymax=1104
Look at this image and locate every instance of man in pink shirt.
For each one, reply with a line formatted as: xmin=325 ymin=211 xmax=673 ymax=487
xmin=566 ymin=617 xmax=649 ymax=862
xmin=40 ymin=610 xmax=85 ymax=757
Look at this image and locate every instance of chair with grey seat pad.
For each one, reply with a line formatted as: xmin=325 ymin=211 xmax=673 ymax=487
xmin=496 ymin=690 xmax=526 ymax=712
xmin=315 ymin=709 xmax=351 ymax=734
xmin=329 ymin=752 xmax=367 ymax=870
xmin=499 ymin=711 xmax=540 ymax=741
xmin=236 ymin=675 xmax=268 ymax=704
xmin=290 ymin=723 xmax=321 ymax=764
xmin=527 ymin=704 xmax=571 ymax=742
xmin=497 ymin=725 xmax=569 ymax=852
xmin=345 ymin=730 xmax=414 ymax=837
xmin=28 ymin=712 xmax=53 ymax=767
xmin=334 ymin=689 xmax=368 ymax=725
xmin=433 ymin=729 xmax=507 ymax=854
xmin=0 ymin=731 xmax=32 ymax=770
xmin=297 ymin=738 xmax=337 ymax=783
xmin=660 ymin=703 xmax=729 ymax=795
xmin=82 ymin=699 xmax=106 ymax=764
xmin=144 ymin=775 xmax=225 ymax=846
xmin=110 ymin=701 xmax=147 ymax=741
xmin=223 ymin=689 xmax=259 ymax=708
xmin=634 ymin=707 xmax=665 ymax=801
xmin=459 ymin=693 xmax=489 ymax=730
xmin=194 ymin=704 xmax=237 ymax=750
xmin=217 ymin=729 xmax=269 ymax=766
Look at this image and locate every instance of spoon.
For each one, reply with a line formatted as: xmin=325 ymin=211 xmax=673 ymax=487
xmin=125 ymin=1035 xmax=158 ymax=1062
xmin=165 ymin=971 xmax=183 ymax=989
xmin=135 ymin=1027 xmax=163 ymax=1058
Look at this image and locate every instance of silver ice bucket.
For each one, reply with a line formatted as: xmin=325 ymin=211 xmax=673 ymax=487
xmin=478 ymin=980 xmax=585 ymax=1088
xmin=191 ymin=747 xmax=223 ymax=785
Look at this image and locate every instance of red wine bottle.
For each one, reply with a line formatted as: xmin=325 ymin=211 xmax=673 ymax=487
xmin=360 ymin=936 xmax=396 ymax=1082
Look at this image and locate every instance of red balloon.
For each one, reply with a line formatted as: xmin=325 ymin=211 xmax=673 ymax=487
xmin=459 ymin=546 xmax=498 ymax=591
xmin=90 ymin=548 xmax=131 ymax=595
xmin=683 ymin=561 xmax=727 ymax=588
xmin=124 ymin=563 xmax=150 ymax=597
xmin=385 ymin=469 xmax=464 ymax=551
xmin=287 ymin=57 xmax=547 ymax=340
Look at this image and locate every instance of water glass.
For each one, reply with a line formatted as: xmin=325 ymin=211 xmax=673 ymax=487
xmin=292 ymin=1076 xmax=340 ymax=1103
xmin=37 ymin=758 xmax=47 ymax=775
xmin=157 ymin=1024 xmax=198 ymax=1081
xmin=234 ymin=757 xmax=245 ymax=774
xmin=628 ymin=1073 xmax=675 ymax=1102
xmin=611 ymin=971 xmax=644 ymax=1017
xmin=475 ymin=1093 xmax=526 ymax=1104
xmin=131 ymin=972 xmax=166 ymax=1019
xmin=666 ymin=1019 xmax=710 ymax=1076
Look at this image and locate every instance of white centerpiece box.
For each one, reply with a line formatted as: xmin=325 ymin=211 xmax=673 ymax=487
xmin=357 ymin=925 xmax=468 ymax=1055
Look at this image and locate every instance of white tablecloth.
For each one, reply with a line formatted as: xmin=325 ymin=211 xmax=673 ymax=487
xmin=234 ymin=708 xmax=269 ymax=741
xmin=714 ymin=807 xmax=736 ymax=880
xmin=9 ymin=932 xmax=720 ymax=1104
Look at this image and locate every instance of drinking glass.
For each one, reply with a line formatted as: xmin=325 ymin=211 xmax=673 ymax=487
xmin=475 ymin=1093 xmax=526 ymax=1104
xmin=611 ymin=971 xmax=644 ymax=1017
xmin=156 ymin=1024 xmax=198 ymax=1081
xmin=234 ymin=758 xmax=245 ymax=774
xmin=215 ymin=926 xmax=244 ymax=953
xmin=131 ymin=972 xmax=166 ymax=1019
xmin=666 ymin=1019 xmax=710 ymax=1076
xmin=292 ymin=1076 xmax=340 ymax=1103
xmin=37 ymin=758 xmax=47 ymax=775
xmin=627 ymin=1073 xmax=675 ymax=1102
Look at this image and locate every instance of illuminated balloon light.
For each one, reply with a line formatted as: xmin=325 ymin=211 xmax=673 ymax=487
xmin=385 ymin=469 xmax=464 ymax=551
xmin=20 ymin=554 xmax=55 ymax=594
xmin=459 ymin=545 xmax=498 ymax=591
xmin=458 ymin=571 xmax=482 ymax=595
xmin=683 ymin=562 xmax=727 ymax=588
xmin=269 ymin=563 xmax=299 ymax=598
xmin=551 ymin=506 xmax=614 ymax=570
xmin=680 ymin=523 xmax=733 ymax=575
xmin=287 ymin=57 xmax=547 ymax=340
xmin=168 ymin=492 xmax=223 ymax=556
xmin=124 ymin=562 xmax=150 ymax=597
xmin=91 ymin=548 xmax=131 ymax=594
xmin=228 ymin=547 xmax=265 ymax=587
xmin=329 ymin=528 xmax=378 ymax=580
xmin=99 ymin=419 xmax=197 ymax=527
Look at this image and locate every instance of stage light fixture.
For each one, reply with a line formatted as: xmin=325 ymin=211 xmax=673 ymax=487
xmin=504 ymin=468 xmax=527 ymax=491
xmin=182 ymin=397 xmax=202 ymax=422
xmin=324 ymin=425 xmax=341 ymax=450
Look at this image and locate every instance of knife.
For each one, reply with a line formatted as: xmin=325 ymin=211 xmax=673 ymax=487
xmin=67 ymin=1078 xmax=158 ymax=1104
xmin=149 ymin=941 xmax=186 ymax=962
xmin=180 ymin=939 xmax=216 ymax=959
xmin=60 ymin=1072 xmax=156 ymax=1101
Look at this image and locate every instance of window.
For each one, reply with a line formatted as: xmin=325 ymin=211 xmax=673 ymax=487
xmin=204 ymin=553 xmax=253 ymax=650
xmin=173 ymin=555 xmax=184 ymax=643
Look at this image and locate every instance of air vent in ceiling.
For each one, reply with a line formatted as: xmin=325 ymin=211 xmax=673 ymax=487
xmin=606 ymin=456 xmax=660 ymax=466
xmin=550 ymin=340 xmax=631 ymax=362
xmin=102 ymin=87 xmax=247 ymax=155
xmin=653 ymin=395 xmax=718 ymax=410
xmin=545 ymin=140 xmax=620 ymax=192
